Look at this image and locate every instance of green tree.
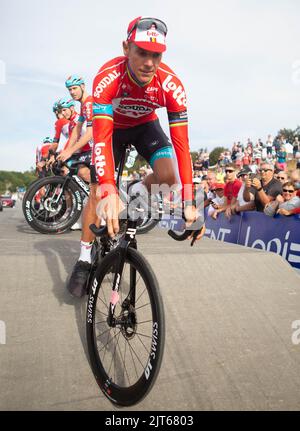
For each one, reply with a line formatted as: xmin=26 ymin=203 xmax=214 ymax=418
xmin=0 ymin=170 xmax=36 ymax=193
xmin=209 ymin=147 xmax=227 ymax=166
xmin=277 ymin=128 xmax=294 ymax=143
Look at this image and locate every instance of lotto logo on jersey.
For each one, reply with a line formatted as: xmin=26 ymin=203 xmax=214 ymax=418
xmin=94 ymin=70 xmax=121 ymax=98
xmin=94 ymin=142 xmax=106 ymax=177
xmin=162 ymin=75 xmax=187 ymax=107
xmin=84 ymin=102 xmax=92 ymax=120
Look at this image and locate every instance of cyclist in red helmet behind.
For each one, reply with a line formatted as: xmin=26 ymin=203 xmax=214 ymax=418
xmin=67 ymin=16 xmax=205 ymax=297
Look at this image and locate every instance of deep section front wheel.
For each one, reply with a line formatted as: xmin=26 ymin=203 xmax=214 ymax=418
xmin=23 ymin=176 xmax=83 ymax=234
xmin=86 ymin=247 xmax=165 ymax=406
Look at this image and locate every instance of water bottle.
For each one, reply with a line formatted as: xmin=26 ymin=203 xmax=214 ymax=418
xmin=125 ymin=149 xmax=138 ymax=168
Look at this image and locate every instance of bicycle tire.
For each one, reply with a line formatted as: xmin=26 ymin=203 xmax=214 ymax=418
xmin=22 ymin=177 xmax=44 ymax=216
xmin=136 ymin=217 xmax=159 ymax=235
xmin=23 ymin=176 xmax=83 ymax=234
xmin=86 ymin=247 xmax=165 ymax=406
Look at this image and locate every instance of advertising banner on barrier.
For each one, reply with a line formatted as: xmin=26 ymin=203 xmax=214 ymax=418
xmin=238 ymin=212 xmax=300 ymax=270
xmin=203 ymin=211 xmax=242 ymax=244
xmin=159 ymin=210 xmax=299 ymax=269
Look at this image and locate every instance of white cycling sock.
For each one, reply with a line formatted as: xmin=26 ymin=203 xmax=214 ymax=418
xmin=79 ymin=240 xmax=93 ymax=264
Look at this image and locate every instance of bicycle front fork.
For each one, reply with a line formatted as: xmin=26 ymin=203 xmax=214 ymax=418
xmin=107 ymin=219 xmax=137 ymax=327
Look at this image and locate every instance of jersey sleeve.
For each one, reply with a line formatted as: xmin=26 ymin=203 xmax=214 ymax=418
xmin=78 ymin=105 xmax=85 ymax=124
xmin=163 ymin=72 xmax=193 ymax=201
xmin=53 ymin=119 xmax=63 ymax=143
xmin=92 ymin=65 xmax=120 ymax=195
xmin=84 ymin=98 xmax=93 ymax=127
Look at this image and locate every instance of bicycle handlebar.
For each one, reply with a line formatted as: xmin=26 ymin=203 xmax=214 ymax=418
xmin=168 ymin=217 xmax=204 ymax=247
xmin=89 ymin=224 xmax=107 ymax=237
xmin=89 ymin=210 xmax=128 ymax=237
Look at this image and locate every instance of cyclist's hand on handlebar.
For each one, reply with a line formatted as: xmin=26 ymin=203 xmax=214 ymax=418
xmin=184 ymin=205 xmax=198 ymax=227
xmin=97 ymin=193 xmax=125 ymax=238
xmin=184 ymin=204 xmax=206 ymax=242
xmin=46 ymin=154 xmax=55 ymax=167
xmin=188 ymin=223 xmax=206 ymax=241
xmin=57 ymin=149 xmax=73 ymax=162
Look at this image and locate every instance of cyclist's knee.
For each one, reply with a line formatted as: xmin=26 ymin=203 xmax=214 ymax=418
xmin=78 ymin=166 xmax=90 ymax=183
xmin=155 ymin=172 xmax=177 ymax=188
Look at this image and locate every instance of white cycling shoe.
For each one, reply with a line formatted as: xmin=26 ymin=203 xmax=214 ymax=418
xmin=70 ymin=220 xmax=82 ymax=231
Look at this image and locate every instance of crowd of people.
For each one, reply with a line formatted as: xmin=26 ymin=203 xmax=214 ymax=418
xmin=192 ymin=136 xmax=300 ymax=219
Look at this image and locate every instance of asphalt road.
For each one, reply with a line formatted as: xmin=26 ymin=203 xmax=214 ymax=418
xmin=0 ymin=202 xmax=300 ymax=411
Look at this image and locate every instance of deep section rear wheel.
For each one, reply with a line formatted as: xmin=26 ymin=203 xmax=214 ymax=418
xmin=86 ymin=247 xmax=165 ymax=406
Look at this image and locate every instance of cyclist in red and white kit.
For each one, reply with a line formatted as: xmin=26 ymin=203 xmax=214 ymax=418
xmin=51 ymin=101 xmax=69 ymax=153
xmin=67 ymin=16 xmax=204 ymax=297
xmin=58 ymin=76 xmax=93 ymax=171
xmin=35 ymin=136 xmax=54 ymax=178
xmin=57 ymin=96 xmax=91 ymax=182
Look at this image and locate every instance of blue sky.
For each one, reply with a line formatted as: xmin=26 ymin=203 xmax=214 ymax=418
xmin=1 ymin=0 xmax=300 ymax=171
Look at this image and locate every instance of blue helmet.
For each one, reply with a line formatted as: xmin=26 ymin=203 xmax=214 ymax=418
xmin=43 ymin=137 xmax=53 ymax=144
xmin=65 ymin=75 xmax=85 ymax=88
xmin=52 ymin=100 xmax=60 ymax=112
xmin=57 ymin=97 xmax=75 ymax=109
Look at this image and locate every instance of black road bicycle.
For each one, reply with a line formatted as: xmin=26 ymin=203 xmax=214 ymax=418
xmin=85 ymin=145 xmax=203 ymax=406
xmin=23 ymin=149 xmax=162 ymax=235
xmin=22 ymin=159 xmax=90 ymax=234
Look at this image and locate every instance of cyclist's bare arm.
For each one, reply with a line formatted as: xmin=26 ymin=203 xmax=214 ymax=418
xmin=65 ymin=122 xmax=82 ymax=150
xmin=65 ymin=126 xmax=92 ymax=155
xmin=58 ymin=123 xmax=84 ymax=160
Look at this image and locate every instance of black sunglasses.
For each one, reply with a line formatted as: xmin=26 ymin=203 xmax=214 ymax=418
xmin=283 ymin=189 xmax=295 ymax=193
xmin=128 ymin=18 xmax=168 ymax=39
xmin=225 ymin=170 xmax=234 ymax=173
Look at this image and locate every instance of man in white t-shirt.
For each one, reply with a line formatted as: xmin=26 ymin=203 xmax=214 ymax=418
xmin=234 ymin=167 xmax=255 ymax=213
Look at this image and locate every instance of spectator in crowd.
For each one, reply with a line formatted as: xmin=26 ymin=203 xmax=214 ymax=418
xmin=246 ymin=138 xmax=253 ymax=149
xmin=131 ymin=170 xmax=140 ymax=180
xmin=234 ymin=167 xmax=256 ymax=213
xmin=275 ymin=170 xmax=288 ymax=184
xmin=253 ymin=142 xmax=262 ymax=167
xmin=208 ymin=183 xmax=226 ymax=219
xmin=242 ymin=149 xmax=251 ymax=167
xmin=290 ymin=169 xmax=300 ymax=188
xmin=276 ymin=145 xmax=287 ymax=171
xmin=266 ymin=134 xmax=274 ymax=157
xmin=223 ymin=151 xmax=232 ymax=165
xmin=222 ymin=163 xmax=242 ymax=217
xmin=193 ymin=156 xmax=203 ymax=173
xmin=215 ymin=165 xmax=225 ymax=183
xmin=264 ymin=181 xmax=300 ymax=216
xmin=231 ymin=143 xmax=238 ymax=162
xmin=244 ymin=162 xmax=282 ymax=211
xmin=273 ymin=135 xmax=281 ymax=152
xmin=202 ymin=153 xmax=210 ymax=170
xmin=293 ymin=136 xmax=300 ymax=159
xmin=218 ymin=152 xmax=226 ymax=167
xmin=297 ymin=153 xmax=300 ymax=169
xmin=234 ymin=147 xmax=243 ymax=169
xmin=203 ymin=171 xmax=216 ymax=207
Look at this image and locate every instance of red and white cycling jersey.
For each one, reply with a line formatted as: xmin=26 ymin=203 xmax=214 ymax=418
xmin=53 ymin=117 xmax=69 ymax=152
xmin=92 ymin=56 xmax=192 ymax=200
xmin=36 ymin=142 xmax=52 ymax=164
xmin=63 ymin=111 xmax=80 ymax=150
xmin=78 ymin=95 xmax=93 ymax=152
